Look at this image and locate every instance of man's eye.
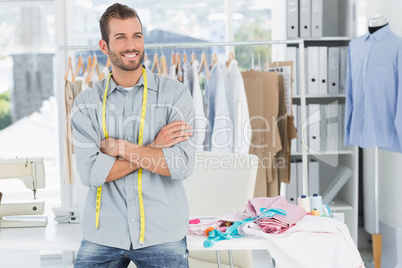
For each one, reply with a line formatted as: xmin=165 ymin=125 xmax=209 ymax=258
xmin=135 ymin=35 xmax=142 ymax=39
xmin=116 ymin=36 xmax=124 ymax=40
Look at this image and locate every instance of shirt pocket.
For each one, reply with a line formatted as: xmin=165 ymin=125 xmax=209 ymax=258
xmin=150 ymin=107 xmax=168 ymax=138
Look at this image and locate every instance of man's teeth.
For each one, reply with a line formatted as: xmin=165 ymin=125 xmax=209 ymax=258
xmin=125 ymin=54 xmax=136 ymax=58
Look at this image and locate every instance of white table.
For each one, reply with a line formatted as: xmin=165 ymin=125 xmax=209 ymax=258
xmin=0 ymin=217 xmax=270 ymax=268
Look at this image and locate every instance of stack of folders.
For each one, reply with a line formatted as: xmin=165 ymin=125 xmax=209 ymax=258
xmin=287 ymin=0 xmax=323 ymax=38
xmin=285 ymin=46 xmax=348 ymax=96
xmin=286 ymin=160 xmax=319 ymax=204
xmin=291 ymin=103 xmax=347 ymax=154
xmin=286 ymin=163 xmax=352 ymax=207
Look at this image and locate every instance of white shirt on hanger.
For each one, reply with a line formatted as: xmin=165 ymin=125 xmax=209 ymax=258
xmin=187 ymin=60 xmax=207 ymax=150
xmin=205 ymin=62 xmax=232 ymax=152
xmin=224 ymin=59 xmax=251 ymax=154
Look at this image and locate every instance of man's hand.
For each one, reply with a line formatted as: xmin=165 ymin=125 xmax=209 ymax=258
xmin=100 ymin=138 xmax=140 ymax=157
xmin=100 ymin=138 xmax=121 ymax=157
xmin=149 ymin=121 xmax=193 ymax=149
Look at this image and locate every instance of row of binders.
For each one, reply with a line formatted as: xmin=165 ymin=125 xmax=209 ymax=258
xmin=287 ymin=0 xmax=323 ymax=38
xmin=285 ymin=46 xmax=348 ymax=96
xmin=286 ymin=160 xmax=319 ymax=204
xmin=286 ymin=161 xmax=353 ymax=206
xmin=291 ymin=103 xmax=349 ymax=154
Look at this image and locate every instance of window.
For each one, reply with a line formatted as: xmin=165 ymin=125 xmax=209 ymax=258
xmin=0 ymin=3 xmax=59 ymax=204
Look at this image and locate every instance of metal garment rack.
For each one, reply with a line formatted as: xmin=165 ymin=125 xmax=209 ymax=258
xmin=59 ymin=39 xmax=309 ymax=195
xmin=59 ymin=39 xmax=308 ymax=268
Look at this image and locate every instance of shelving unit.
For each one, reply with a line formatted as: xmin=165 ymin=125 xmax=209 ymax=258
xmin=287 ymin=37 xmax=359 ymax=243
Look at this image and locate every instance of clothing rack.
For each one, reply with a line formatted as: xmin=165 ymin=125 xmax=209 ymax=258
xmin=58 ymin=39 xmax=309 ymax=196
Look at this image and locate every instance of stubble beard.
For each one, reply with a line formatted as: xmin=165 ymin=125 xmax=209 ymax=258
xmin=108 ymin=48 xmax=145 ymax=71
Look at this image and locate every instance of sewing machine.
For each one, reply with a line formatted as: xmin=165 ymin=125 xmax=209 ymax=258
xmin=0 ymin=157 xmax=48 ymax=228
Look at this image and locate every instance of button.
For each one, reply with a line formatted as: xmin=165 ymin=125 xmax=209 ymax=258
xmin=128 ymin=137 xmax=132 ymax=141
xmin=126 ymin=114 xmax=130 ymax=118
xmin=128 ymin=198 xmax=133 ymax=202
xmin=130 ymin=219 xmax=135 ymax=222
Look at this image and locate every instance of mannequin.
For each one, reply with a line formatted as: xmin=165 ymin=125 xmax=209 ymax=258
xmin=368 ymin=14 xmax=388 ymax=33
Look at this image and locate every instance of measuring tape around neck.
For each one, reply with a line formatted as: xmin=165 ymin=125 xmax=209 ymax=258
xmin=97 ymin=67 xmax=148 ymax=245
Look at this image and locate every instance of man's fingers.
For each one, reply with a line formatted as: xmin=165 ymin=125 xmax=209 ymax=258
xmin=164 ymin=121 xmax=191 ymax=132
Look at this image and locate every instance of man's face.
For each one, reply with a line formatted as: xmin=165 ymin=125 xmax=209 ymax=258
xmin=106 ymin=17 xmax=144 ymax=71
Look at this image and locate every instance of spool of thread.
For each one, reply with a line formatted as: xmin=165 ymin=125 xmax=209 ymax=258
xmin=321 ymin=204 xmax=331 ymax=217
xmin=310 ymin=209 xmax=320 ymax=216
xmin=297 ymin=195 xmax=311 ymax=213
xmin=310 ymin=193 xmax=323 ymax=216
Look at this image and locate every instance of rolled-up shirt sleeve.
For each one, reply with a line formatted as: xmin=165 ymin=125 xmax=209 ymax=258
xmin=161 ymin=84 xmax=195 ymax=180
xmin=71 ymin=94 xmax=115 ymax=187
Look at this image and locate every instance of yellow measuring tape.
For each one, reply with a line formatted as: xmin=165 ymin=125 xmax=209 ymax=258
xmin=97 ymin=68 xmax=148 ymax=245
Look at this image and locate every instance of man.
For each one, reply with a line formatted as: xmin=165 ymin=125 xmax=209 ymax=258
xmin=71 ymin=3 xmax=195 ymax=267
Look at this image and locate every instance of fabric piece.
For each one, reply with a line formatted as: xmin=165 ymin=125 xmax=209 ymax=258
xmin=243 ymin=216 xmax=364 ymax=268
xmin=245 ymin=196 xmax=306 ymax=233
xmin=71 ymin=66 xmax=195 ymax=250
xmin=345 ymin=24 xmax=402 ymax=152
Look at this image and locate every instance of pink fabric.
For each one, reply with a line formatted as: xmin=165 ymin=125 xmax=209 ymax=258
xmin=246 ymin=196 xmax=307 ymax=234
xmin=188 ymin=196 xmax=306 ymax=235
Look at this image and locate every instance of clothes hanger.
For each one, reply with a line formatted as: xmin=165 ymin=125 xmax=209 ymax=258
xmin=225 ymin=51 xmax=234 ymax=67
xmin=64 ymin=56 xmax=73 ymax=81
xmin=191 ymin=49 xmax=196 ymax=64
xmin=151 ymin=50 xmax=160 ymax=74
xmin=86 ymin=52 xmax=100 ymax=83
xmin=198 ymin=51 xmax=210 ymax=79
xmin=72 ymin=55 xmax=85 ymax=83
xmin=98 ymin=56 xmax=110 ymax=80
xmin=85 ymin=56 xmax=92 ymax=74
xmin=160 ymin=53 xmax=168 ymax=76
xmin=176 ymin=50 xmax=182 ymax=82
xmin=105 ymin=56 xmax=111 ymax=69
xmin=210 ymin=52 xmax=218 ymax=68
xmin=171 ymin=49 xmax=176 ymax=67
xmin=183 ymin=48 xmax=187 ymax=64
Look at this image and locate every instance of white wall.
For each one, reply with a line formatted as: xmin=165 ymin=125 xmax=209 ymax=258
xmin=366 ymin=0 xmax=402 ymax=35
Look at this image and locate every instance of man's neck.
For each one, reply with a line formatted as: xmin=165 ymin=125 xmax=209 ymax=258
xmin=111 ymin=67 xmax=143 ymax=87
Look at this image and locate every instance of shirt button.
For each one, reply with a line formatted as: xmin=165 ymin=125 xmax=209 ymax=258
xmin=128 ymin=137 xmax=132 ymax=141
xmin=130 ymin=219 xmax=135 ymax=222
xmin=126 ymin=114 xmax=130 ymax=117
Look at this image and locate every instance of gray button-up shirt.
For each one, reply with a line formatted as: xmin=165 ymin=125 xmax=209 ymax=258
xmin=71 ymin=67 xmax=195 ymax=250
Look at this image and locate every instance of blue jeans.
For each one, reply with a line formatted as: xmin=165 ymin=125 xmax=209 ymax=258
xmin=74 ymin=237 xmax=189 ymax=268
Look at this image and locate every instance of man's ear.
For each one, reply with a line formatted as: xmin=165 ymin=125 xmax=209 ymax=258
xmin=99 ymin=39 xmax=109 ymax=56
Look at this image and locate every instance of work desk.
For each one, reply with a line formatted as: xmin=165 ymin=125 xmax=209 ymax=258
xmin=0 ymin=217 xmax=269 ymax=268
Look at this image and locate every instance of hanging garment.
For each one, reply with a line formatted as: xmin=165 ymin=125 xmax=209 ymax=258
xmin=269 ymin=62 xmax=298 ymax=185
xmin=204 ymin=63 xmax=232 ymax=152
xmin=63 ymin=80 xmax=83 ymax=184
xmin=345 ymin=24 xmax=402 ymax=152
xmin=224 ymin=59 xmax=251 ymax=154
xmin=64 ymin=74 xmax=94 ymax=185
xmin=186 ymin=60 xmax=207 ymax=150
xmin=242 ymin=71 xmax=282 ymax=197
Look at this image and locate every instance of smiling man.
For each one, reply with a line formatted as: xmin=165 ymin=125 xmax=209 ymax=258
xmin=71 ymin=3 xmax=195 ymax=268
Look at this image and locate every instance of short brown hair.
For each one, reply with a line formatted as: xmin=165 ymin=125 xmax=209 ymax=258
xmin=99 ymin=3 xmax=142 ymax=46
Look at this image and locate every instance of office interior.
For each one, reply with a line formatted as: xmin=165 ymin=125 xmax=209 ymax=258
xmin=0 ymin=0 xmax=402 ymax=267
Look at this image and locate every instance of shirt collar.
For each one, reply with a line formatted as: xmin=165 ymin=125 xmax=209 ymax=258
xmin=364 ymin=24 xmax=391 ymax=41
xmin=103 ymin=65 xmax=158 ymax=97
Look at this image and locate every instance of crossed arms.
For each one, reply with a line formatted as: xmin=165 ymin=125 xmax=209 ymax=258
xmin=100 ymin=121 xmax=193 ymax=182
